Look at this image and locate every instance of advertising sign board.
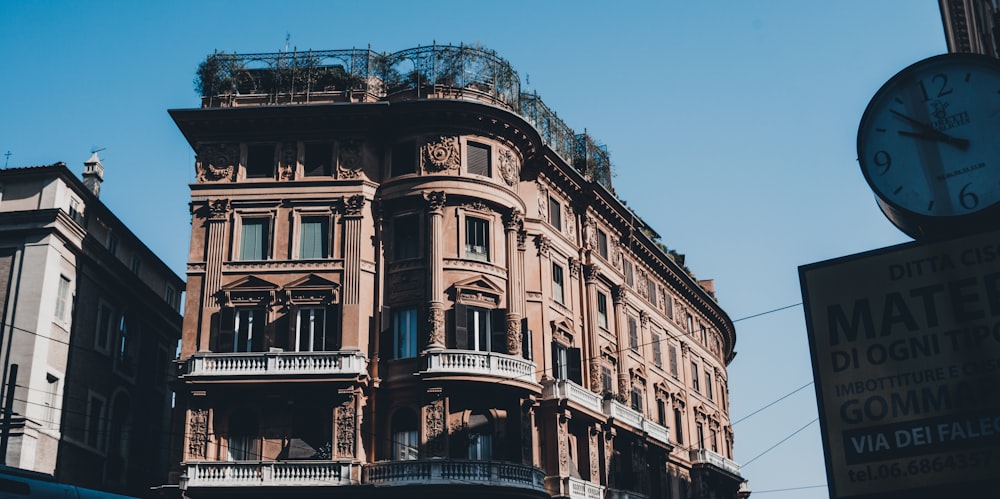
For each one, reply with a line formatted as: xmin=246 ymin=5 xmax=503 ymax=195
xmin=800 ymin=230 xmax=1000 ymax=498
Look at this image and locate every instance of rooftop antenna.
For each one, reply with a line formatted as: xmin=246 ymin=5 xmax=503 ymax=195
xmin=284 ymin=33 xmax=290 ymax=53
xmin=90 ymin=146 xmax=106 ymax=154
xmin=3 ymin=151 xmax=10 ymax=169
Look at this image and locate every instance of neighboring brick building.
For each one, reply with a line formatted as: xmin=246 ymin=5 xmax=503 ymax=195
xmin=168 ymin=44 xmax=746 ymax=499
xmin=0 ymin=156 xmax=183 ymax=496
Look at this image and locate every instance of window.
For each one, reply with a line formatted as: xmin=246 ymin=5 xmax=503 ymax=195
xmin=602 ymin=366 xmax=614 ymax=394
xmin=95 ymin=303 xmax=113 ymax=351
xmin=706 ymin=370 xmax=714 ymax=401
xmin=666 ymin=295 xmax=674 ymax=319
xmin=392 ymin=141 xmax=416 ymax=176
xmin=674 ymin=408 xmax=684 ymax=445
xmin=115 ymin=313 xmax=134 ymax=373
xmin=165 ymin=286 xmax=177 ymax=311
xmin=107 ymin=232 xmax=119 ymax=257
xmin=227 ymin=413 xmax=260 ymax=461
xmin=465 ymin=217 xmax=489 ymax=261
xmin=701 ymin=324 xmax=707 ymax=345
xmin=304 ymin=143 xmax=332 ymax=177
xmin=391 ymin=410 xmax=419 ymax=460
xmin=628 ymin=316 xmax=639 ymax=352
xmin=299 ymin=217 xmax=329 ymax=259
xmin=69 ymin=197 xmax=84 ymax=225
xmin=467 ymin=142 xmax=491 ymax=177
xmin=44 ymin=374 xmax=59 ymax=429
xmin=597 ymin=229 xmax=608 ymax=259
xmin=552 ymin=263 xmax=565 ymax=304
xmin=463 ymin=306 xmax=502 ymax=352
xmin=54 ymin=276 xmax=70 ymax=322
xmin=394 ymin=215 xmax=419 ymax=260
xmin=697 ymin=423 xmax=705 ymax=450
xmin=691 ymin=362 xmax=700 ymax=392
xmin=548 ymin=196 xmax=562 ymax=231
xmin=219 ymin=308 xmax=266 ymax=353
xmin=239 ymin=218 xmax=270 ymax=261
xmin=86 ymin=394 xmax=105 ymax=449
xmin=652 ymin=334 xmax=662 ymax=368
xmin=245 ymin=144 xmax=275 ymax=178
xmin=711 ymin=429 xmax=718 ymax=452
xmin=551 ymin=343 xmax=581 ymax=383
xmin=669 ymin=344 xmax=679 ymax=378
xmin=131 ymin=255 xmax=142 ymax=275
xmin=686 ymin=314 xmax=694 ymax=334
xmin=597 ymin=292 xmax=608 ymax=329
xmin=296 ymin=307 xmax=339 ymax=352
xmin=468 ymin=413 xmax=492 ymax=461
xmin=624 ymin=260 xmax=634 ymax=287
xmin=393 ymin=307 xmax=418 ymax=359
xmin=656 ymin=399 xmax=666 ymax=426
xmin=647 ymin=277 xmax=657 ymax=307
xmin=630 ymin=387 xmax=643 ymax=414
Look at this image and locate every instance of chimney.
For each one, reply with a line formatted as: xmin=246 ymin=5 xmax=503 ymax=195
xmin=82 ymin=152 xmax=104 ymax=198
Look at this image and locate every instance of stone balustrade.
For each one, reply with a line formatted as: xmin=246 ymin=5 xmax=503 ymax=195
xmin=183 ymin=351 xmax=367 ymax=378
xmin=363 ymin=459 xmax=546 ymax=491
xmin=422 ymin=350 xmax=537 ymax=383
xmin=183 ymin=461 xmax=356 ymax=488
xmin=689 ymin=448 xmax=742 ymax=476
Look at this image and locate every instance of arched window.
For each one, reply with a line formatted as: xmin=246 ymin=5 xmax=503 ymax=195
xmin=391 ymin=409 xmax=419 ymax=461
xmin=227 ymin=412 xmax=260 ymax=461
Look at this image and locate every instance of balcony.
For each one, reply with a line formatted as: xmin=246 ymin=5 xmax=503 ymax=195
xmin=182 ymin=351 xmax=367 ymax=379
xmin=606 ymin=489 xmax=649 ymax=499
xmin=603 ymin=399 xmax=644 ymax=430
xmin=541 ymin=378 xmax=603 ymax=414
xmin=689 ymin=449 xmax=742 ymax=477
xmin=545 ymin=475 xmax=605 ymax=499
xmin=422 ymin=350 xmax=538 ymax=385
xmin=182 ymin=461 xmax=358 ymax=488
xmin=363 ymin=459 xmax=546 ymax=493
xmin=642 ymin=419 xmax=671 ymax=447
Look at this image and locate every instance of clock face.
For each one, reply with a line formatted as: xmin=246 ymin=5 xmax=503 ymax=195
xmin=858 ymin=54 xmax=1000 ymax=218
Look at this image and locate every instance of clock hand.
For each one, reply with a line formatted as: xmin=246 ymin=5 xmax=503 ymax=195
xmin=890 ymin=110 xmax=969 ymax=150
xmin=897 ymin=130 xmax=970 ymax=149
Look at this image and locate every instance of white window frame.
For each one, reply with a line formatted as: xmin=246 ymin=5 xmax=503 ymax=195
xmin=233 ymin=211 xmax=276 ymax=261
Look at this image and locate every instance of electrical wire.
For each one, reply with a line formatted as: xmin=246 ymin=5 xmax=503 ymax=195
xmin=741 ymin=417 xmax=818 ymax=468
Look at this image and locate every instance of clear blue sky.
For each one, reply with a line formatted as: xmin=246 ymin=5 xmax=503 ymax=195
xmin=1 ymin=1 xmax=947 ymax=496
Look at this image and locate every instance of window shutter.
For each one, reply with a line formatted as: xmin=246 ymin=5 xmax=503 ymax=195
xmin=217 ymin=308 xmax=236 ymax=352
xmin=491 ymin=308 xmax=506 ymax=353
xmin=251 ymin=310 xmax=267 ymax=352
xmin=568 ymin=348 xmax=582 ymax=384
xmin=521 ymin=319 xmax=531 ymax=360
xmin=325 ymin=305 xmax=341 ymax=351
xmin=551 ymin=343 xmax=560 ymax=379
xmin=467 ymin=142 xmax=490 ymax=176
xmin=454 ymin=304 xmax=468 ymax=350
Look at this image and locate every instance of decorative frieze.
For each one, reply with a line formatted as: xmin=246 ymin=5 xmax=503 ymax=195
xmin=335 ymin=395 xmax=356 ymax=458
xmin=424 ymin=399 xmax=446 ymax=457
xmin=188 ymin=408 xmax=209 ymax=459
xmin=498 ymin=149 xmax=519 ymax=186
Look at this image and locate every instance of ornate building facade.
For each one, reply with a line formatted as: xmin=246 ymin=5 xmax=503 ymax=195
xmin=168 ymin=45 xmax=746 ymax=499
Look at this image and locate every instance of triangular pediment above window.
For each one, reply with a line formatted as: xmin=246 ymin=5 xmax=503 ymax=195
xmin=550 ymin=317 xmax=575 ymax=345
xmin=219 ymin=276 xmax=279 ymax=307
xmin=285 ymin=274 xmax=340 ymax=305
xmin=451 ymin=275 xmax=503 ymax=307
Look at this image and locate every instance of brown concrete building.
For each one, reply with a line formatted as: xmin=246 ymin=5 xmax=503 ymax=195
xmin=940 ymin=0 xmax=1000 ymax=57
xmin=168 ymin=44 xmax=746 ymax=499
xmin=0 ymin=157 xmax=183 ymax=496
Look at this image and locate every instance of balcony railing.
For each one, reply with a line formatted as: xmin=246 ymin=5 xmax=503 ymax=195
xmin=545 ymin=475 xmax=605 ymax=499
xmin=183 ymin=351 xmax=367 ymax=378
xmin=183 ymin=461 xmax=357 ymax=487
xmin=422 ymin=350 xmax=537 ymax=383
xmin=364 ymin=460 xmax=546 ymax=492
xmin=689 ymin=449 xmax=742 ymax=476
xmin=603 ymin=399 xmax=644 ymax=429
xmin=643 ymin=419 xmax=671 ymax=447
xmin=542 ymin=379 xmax=604 ymax=414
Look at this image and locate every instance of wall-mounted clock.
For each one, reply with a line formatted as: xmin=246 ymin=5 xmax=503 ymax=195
xmin=857 ymin=53 xmax=1000 ymax=239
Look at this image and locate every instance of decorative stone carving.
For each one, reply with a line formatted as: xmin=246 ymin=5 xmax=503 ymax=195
xmin=590 ymin=360 xmax=602 ymax=393
xmin=583 ymin=264 xmax=599 ymax=283
xmin=506 ymin=317 xmax=522 ymax=356
xmin=589 ymin=426 xmax=600 ymax=482
xmin=568 ymin=258 xmax=581 ymax=279
xmin=639 ymin=310 xmax=650 ymax=328
xmin=427 ymin=306 xmax=445 ymax=348
xmin=465 ymin=201 xmax=490 ymax=212
xmin=423 ymin=136 xmax=461 ymax=172
xmin=336 ymin=397 xmax=356 ymax=458
xmin=339 ymin=139 xmax=364 ymax=178
xmin=536 ymin=181 xmax=549 ymax=220
xmin=423 ymin=191 xmax=446 ymax=212
xmin=279 ymin=142 xmax=296 ymax=180
xmin=498 ymin=149 xmax=519 ymax=186
xmin=618 ymin=374 xmax=630 ymax=398
xmin=343 ymin=195 xmax=365 ymax=217
xmin=425 ymin=399 xmax=445 ymax=456
xmin=566 ymin=206 xmax=576 ymax=237
xmin=195 ymin=144 xmax=237 ymax=182
xmin=583 ymin=215 xmax=597 ymax=250
xmin=517 ymin=230 xmax=527 ymax=250
xmin=534 ymin=234 xmax=550 ymax=257
xmin=557 ymin=412 xmax=569 ymax=474
xmin=207 ymin=199 xmax=231 ymax=221
xmin=188 ymin=408 xmax=208 ymax=459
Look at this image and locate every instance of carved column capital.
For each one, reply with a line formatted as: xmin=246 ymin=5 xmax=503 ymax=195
xmin=534 ymin=234 xmax=550 ymax=257
xmin=613 ymin=285 xmax=628 ymax=304
xmin=504 ymin=208 xmax=524 ymax=231
xmin=584 ymin=264 xmax=600 ymax=283
xmin=342 ymin=195 xmax=365 ymax=217
xmin=207 ymin=198 xmax=231 ymax=221
xmin=568 ymin=258 xmax=581 ymax=279
xmin=423 ymin=191 xmax=447 ymax=213
xmin=639 ymin=310 xmax=650 ymax=328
